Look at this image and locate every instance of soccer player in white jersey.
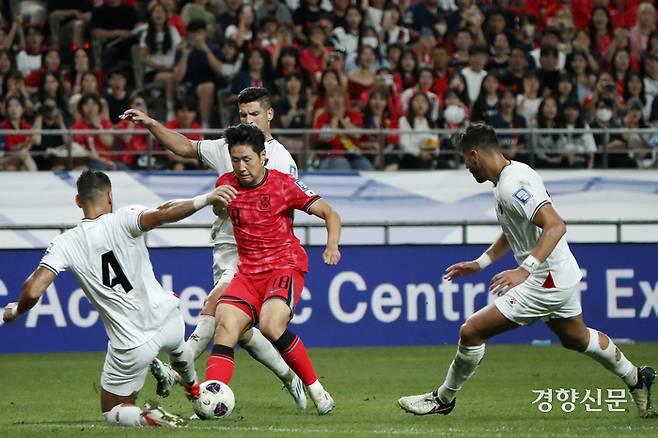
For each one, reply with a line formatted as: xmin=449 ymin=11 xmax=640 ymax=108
xmin=398 ymin=123 xmax=656 ymax=418
xmin=2 ymin=170 xmax=237 ymax=427
xmin=120 ymin=87 xmax=307 ymax=409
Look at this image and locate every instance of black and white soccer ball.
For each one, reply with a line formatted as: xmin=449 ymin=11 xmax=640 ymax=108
xmin=192 ymin=380 xmax=235 ymax=420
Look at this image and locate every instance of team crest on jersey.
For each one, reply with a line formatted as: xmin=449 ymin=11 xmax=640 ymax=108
xmin=295 ymin=180 xmax=316 ymax=197
xmin=512 ymin=187 xmax=532 ymax=204
xmin=258 ymin=194 xmax=271 ymax=211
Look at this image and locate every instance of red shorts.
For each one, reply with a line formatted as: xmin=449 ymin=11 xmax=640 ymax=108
xmin=219 ymin=268 xmax=305 ymax=322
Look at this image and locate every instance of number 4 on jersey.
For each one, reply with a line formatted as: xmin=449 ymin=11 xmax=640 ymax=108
xmin=101 ymin=251 xmax=133 ymax=292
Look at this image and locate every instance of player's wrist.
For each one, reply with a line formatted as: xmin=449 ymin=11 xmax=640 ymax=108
xmin=475 ymin=252 xmax=492 ymax=269
xmin=192 ymin=194 xmax=209 ymax=210
xmin=520 ymin=254 xmax=541 ymax=275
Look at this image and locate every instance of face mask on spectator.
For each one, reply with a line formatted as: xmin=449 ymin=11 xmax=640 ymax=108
xmin=362 ymin=36 xmax=379 ymax=49
xmin=596 ymin=108 xmax=612 ymax=122
xmin=444 ymin=105 xmax=466 ymax=124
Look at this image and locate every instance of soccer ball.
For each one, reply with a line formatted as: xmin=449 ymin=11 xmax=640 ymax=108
xmin=192 ymin=380 xmax=235 ymax=420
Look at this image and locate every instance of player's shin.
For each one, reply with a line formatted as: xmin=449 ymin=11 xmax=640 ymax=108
xmin=273 ymin=329 xmax=318 ymax=385
xmin=583 ymin=328 xmax=636 ymax=386
xmin=240 ymin=327 xmax=291 ymax=380
xmin=170 ymin=345 xmax=199 ymax=399
xmin=436 ymin=343 xmax=486 ymax=403
xmin=205 ymin=344 xmax=235 ymax=384
xmin=185 ymin=314 xmax=216 ymax=359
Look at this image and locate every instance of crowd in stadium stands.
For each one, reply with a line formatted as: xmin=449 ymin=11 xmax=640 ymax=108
xmin=2 ymin=0 xmax=658 ymax=171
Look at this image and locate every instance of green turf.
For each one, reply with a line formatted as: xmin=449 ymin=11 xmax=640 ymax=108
xmin=1 ymin=344 xmax=658 ymax=437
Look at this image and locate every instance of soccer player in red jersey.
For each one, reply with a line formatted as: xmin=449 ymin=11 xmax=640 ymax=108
xmin=205 ymin=124 xmax=341 ymax=415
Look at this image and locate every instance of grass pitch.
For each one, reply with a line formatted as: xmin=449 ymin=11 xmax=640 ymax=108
xmin=1 ymin=344 xmax=657 ymax=437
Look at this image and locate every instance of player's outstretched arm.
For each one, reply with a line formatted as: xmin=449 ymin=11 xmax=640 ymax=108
xmin=139 ymin=186 xmax=238 ymax=232
xmin=119 ymin=109 xmax=197 ymax=159
xmin=444 ymin=233 xmax=510 ymax=281
xmin=307 ymin=199 xmax=341 ymax=265
xmin=3 ymin=267 xmax=56 ymax=323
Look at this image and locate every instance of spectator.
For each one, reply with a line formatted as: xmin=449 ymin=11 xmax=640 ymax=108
xmin=64 ymin=48 xmax=101 ymax=99
xmin=0 ymin=96 xmax=38 ymax=171
xmin=499 ymin=45 xmax=528 ymax=95
xmin=217 ymin=39 xmax=243 ymax=86
xmin=71 ymin=92 xmax=121 ymax=170
xmin=401 ymin=67 xmax=440 ymax=121
xmin=605 ymin=28 xmax=633 ymax=70
xmin=117 ymin=93 xmax=152 ymax=168
xmin=385 ymin=43 xmax=403 ymax=73
xmin=407 ymin=0 xmax=443 ymax=41
xmin=483 ymin=7 xmax=508 ymax=47
xmin=537 ymin=46 xmax=560 ymax=97
xmin=139 ymin=1 xmax=182 ymax=118
xmin=471 ymin=73 xmax=500 ymax=123
xmin=70 ymin=71 xmax=109 ymax=121
xmin=583 ymin=71 xmax=623 ymax=120
xmin=37 ymin=72 xmax=71 ymax=125
xmin=0 ymin=50 xmax=14 ymax=102
xmin=530 ymin=28 xmax=567 ymax=73
xmin=0 ymin=15 xmax=22 ymax=52
xmin=621 ymin=98 xmax=652 ymax=168
xmin=361 ymin=86 xmax=400 ymax=170
xmin=364 ymin=0 xmax=386 ymax=33
xmin=163 ymin=98 xmax=203 ymax=170
xmin=347 ymin=45 xmax=377 ymax=104
xmin=449 ymin=27 xmax=474 ymax=70
xmin=181 ymin=0 xmax=216 ymax=29
xmin=225 ymin=5 xmax=257 ymax=48
xmin=436 ymin=88 xmax=468 ymax=169
xmin=275 ymin=73 xmax=313 ymax=159
xmin=313 ymin=85 xmax=372 ymax=170
xmin=431 ymin=44 xmax=452 ymax=100
xmin=394 ymin=49 xmax=419 ymax=93
xmin=312 ymin=69 xmax=341 ymax=112
xmin=161 ymin=0 xmax=186 ymax=36
xmin=642 ymin=54 xmax=658 ymax=109
xmin=460 ymin=44 xmax=488 ymax=105
xmin=173 ymin=19 xmax=222 ymax=128
xmin=561 ymin=99 xmax=597 ymax=169
xmin=590 ymin=97 xmax=633 ymax=168
xmin=300 ymin=25 xmax=331 ymax=82
xmin=556 ymin=71 xmax=578 ymax=107
xmin=534 ymin=96 xmax=567 ymax=168
xmin=566 ymin=49 xmax=595 ymax=105
xmin=588 ymin=7 xmax=613 ymax=61
xmin=90 ymin=0 xmax=140 ymax=72
xmin=624 ymin=71 xmax=648 ymax=116
xmin=103 ymin=69 xmax=131 ymax=125
xmin=293 ymin=0 xmax=327 ymax=45
xmin=217 ymin=0 xmax=242 ymax=30
xmin=273 ymin=47 xmax=312 ymax=96
xmin=15 ymin=25 xmax=45 ymax=77
xmin=331 ymin=5 xmax=362 ymax=55
xmin=3 ymin=71 xmax=36 ymax=118
xmin=32 ymin=96 xmax=69 ymax=170
xmin=256 ymin=0 xmax=293 ymax=26
xmin=381 ymin=5 xmax=411 ymax=47
xmin=24 ymin=48 xmax=64 ymax=95
xmin=516 ymin=71 xmax=541 ymax=127
xmin=398 ymin=92 xmax=438 ymax=170
xmin=329 ymin=0 xmax=350 ymax=30
xmin=630 ymin=2 xmax=656 ymax=60
xmin=611 ymin=48 xmax=632 ymax=93
xmin=228 ymin=48 xmax=274 ymax=114
xmin=571 ymin=29 xmax=600 ymax=74
xmin=47 ymin=0 xmax=93 ymax=50
xmin=487 ymin=32 xmax=511 ymax=73
xmin=488 ymin=87 xmax=528 ymax=160
xmin=516 ymin=13 xmax=538 ymax=53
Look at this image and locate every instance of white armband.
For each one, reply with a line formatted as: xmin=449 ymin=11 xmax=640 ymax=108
xmin=520 ymin=255 xmax=541 ymax=274
xmin=475 ymin=252 xmax=492 ymax=269
xmin=7 ymin=302 xmax=18 ymax=319
xmin=192 ymin=194 xmax=209 ymax=210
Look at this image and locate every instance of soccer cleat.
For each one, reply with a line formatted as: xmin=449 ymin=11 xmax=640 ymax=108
xmin=150 ymin=358 xmax=180 ymax=398
xmin=629 ymin=366 xmax=657 ymax=418
xmin=283 ymin=373 xmax=307 ymax=410
xmin=182 ymin=380 xmax=200 ymax=400
xmin=312 ymin=390 xmax=335 ymax=415
xmin=398 ymin=390 xmax=456 ymax=416
xmin=141 ymin=400 xmax=186 ymax=427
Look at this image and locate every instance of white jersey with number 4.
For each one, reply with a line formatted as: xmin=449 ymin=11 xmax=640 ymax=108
xmin=39 ymin=206 xmax=179 ymax=350
xmin=195 ymin=137 xmax=298 ymax=245
xmin=493 ymin=161 xmax=582 ymax=288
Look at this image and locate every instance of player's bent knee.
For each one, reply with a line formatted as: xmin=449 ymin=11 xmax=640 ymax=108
xmin=459 ymin=321 xmax=483 ymax=346
xmin=258 ymin=319 xmax=287 ymax=342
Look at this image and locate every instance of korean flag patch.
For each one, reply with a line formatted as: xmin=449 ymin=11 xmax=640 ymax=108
xmin=295 ymin=180 xmax=316 ymax=197
xmin=512 ymin=187 xmax=533 ymax=204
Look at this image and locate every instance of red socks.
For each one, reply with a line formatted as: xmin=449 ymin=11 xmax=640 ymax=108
xmin=274 ymin=330 xmax=318 ymax=385
xmin=205 ymin=344 xmax=235 ymax=383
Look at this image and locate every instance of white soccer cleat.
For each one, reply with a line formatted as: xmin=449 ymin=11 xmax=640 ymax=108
xmin=312 ymin=390 xmax=335 ymax=415
xmin=283 ymin=373 xmax=307 ymax=410
xmin=398 ymin=390 xmax=456 ymax=415
xmin=142 ymin=400 xmax=186 ymax=427
xmin=630 ymin=366 xmax=657 ymax=418
xmin=150 ymin=358 xmax=180 ymax=398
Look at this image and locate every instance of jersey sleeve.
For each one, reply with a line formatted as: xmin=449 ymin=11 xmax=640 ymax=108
xmin=284 ymin=176 xmax=321 ymax=213
xmin=266 ymin=145 xmax=298 ymax=178
xmin=196 ymin=139 xmax=230 ymax=172
xmin=39 ymin=236 xmax=68 ymax=275
xmin=504 ymin=174 xmax=552 ymax=222
xmin=117 ymin=205 xmax=150 ymax=238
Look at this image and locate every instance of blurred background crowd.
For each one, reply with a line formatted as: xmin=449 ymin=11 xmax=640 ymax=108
xmin=2 ymin=0 xmax=658 ymax=171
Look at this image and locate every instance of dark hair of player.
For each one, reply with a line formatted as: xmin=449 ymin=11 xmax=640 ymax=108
xmin=237 ymin=87 xmax=272 ymax=109
xmin=224 ymin=123 xmax=266 ymax=154
xmin=77 ymin=170 xmax=111 ymax=202
xmin=458 ymin=122 xmax=500 ymax=154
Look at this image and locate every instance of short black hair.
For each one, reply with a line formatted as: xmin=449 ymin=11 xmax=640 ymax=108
xmin=237 ymin=87 xmax=272 ymax=109
xmin=458 ymin=122 xmax=500 ymax=154
xmin=224 ymin=123 xmax=266 ymax=154
xmin=77 ymin=170 xmax=111 ymax=202
xmin=187 ymin=19 xmax=207 ymax=33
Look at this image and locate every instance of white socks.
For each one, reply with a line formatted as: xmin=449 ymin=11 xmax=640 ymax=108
xmin=186 ymin=314 xmax=216 ymax=360
xmin=169 ymin=342 xmax=198 ymax=386
xmin=240 ymin=327 xmax=291 ymax=381
xmin=306 ymin=379 xmax=326 ymax=404
xmin=436 ymin=343 xmax=486 ymax=403
xmin=103 ymin=405 xmax=145 ymax=426
xmin=583 ymin=328 xmax=637 ymax=387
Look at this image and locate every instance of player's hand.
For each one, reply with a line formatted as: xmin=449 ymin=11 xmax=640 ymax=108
xmin=322 ymin=245 xmax=341 ymax=265
xmin=3 ymin=302 xmax=18 ymax=323
xmin=488 ymin=267 xmax=529 ymax=296
xmin=444 ymin=260 xmax=480 ymax=281
xmin=119 ymin=109 xmax=156 ymax=129
xmin=208 ymin=185 xmax=238 ymax=208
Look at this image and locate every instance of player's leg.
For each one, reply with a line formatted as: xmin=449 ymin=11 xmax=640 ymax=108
xmin=258 ymin=270 xmax=331 ymax=414
xmin=547 ymin=314 xmax=656 ymax=417
xmin=160 ymin=310 xmax=200 ymax=400
xmin=204 ymin=302 xmax=252 ymax=384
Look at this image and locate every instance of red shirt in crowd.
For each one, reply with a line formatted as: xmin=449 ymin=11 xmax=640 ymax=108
xmin=0 ymin=119 xmax=31 ymax=150
xmin=72 ymin=117 xmax=114 ymax=160
xmin=313 ymin=108 xmax=364 ymax=155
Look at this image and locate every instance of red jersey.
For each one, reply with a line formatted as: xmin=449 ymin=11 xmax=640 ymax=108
xmin=216 ymin=169 xmax=321 ymax=275
xmin=0 ymin=120 xmax=31 ymax=150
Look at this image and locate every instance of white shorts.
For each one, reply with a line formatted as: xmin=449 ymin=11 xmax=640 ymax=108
xmin=100 ymin=311 xmax=186 ymax=397
xmin=212 ymin=243 xmax=238 ymax=285
xmin=495 ymin=281 xmax=582 ymax=326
